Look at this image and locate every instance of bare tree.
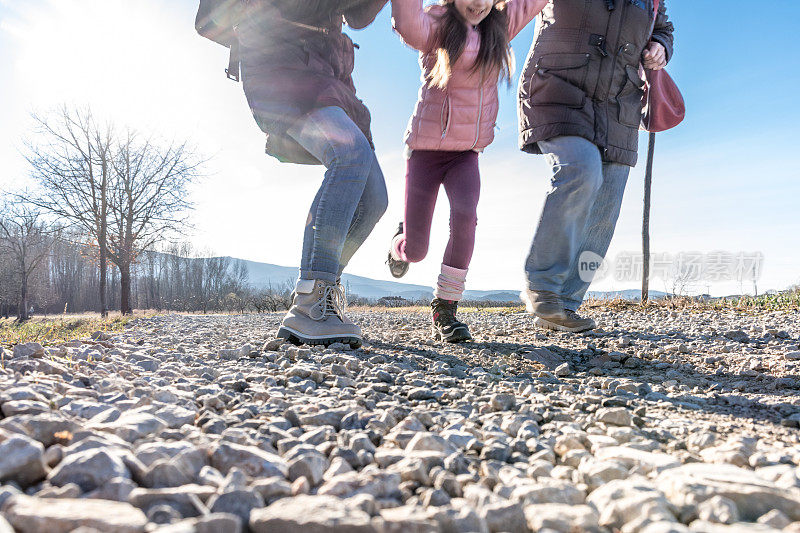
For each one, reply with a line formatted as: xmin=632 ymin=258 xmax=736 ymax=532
xmin=107 ymin=130 xmax=201 ymax=314
xmin=24 ymin=106 xmax=114 ymax=316
xmin=0 ymin=202 xmax=55 ymax=321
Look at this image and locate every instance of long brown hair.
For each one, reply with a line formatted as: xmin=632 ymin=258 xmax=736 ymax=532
xmin=428 ymin=1 xmax=512 ymax=89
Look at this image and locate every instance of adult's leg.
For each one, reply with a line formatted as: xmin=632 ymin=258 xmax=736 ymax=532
xmin=441 ymin=151 xmax=480 ymax=270
xmin=524 ymin=136 xmax=604 ymax=294
xmin=337 ymin=156 xmax=388 ymax=278
xmin=561 ymin=162 xmax=631 ymax=311
xmin=286 ymin=106 xmax=377 ymax=282
xmin=394 ymin=151 xmax=447 ymax=264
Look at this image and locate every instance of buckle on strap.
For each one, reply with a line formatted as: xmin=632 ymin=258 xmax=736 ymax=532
xmin=226 ymin=39 xmax=240 ymax=82
xmin=589 ymin=34 xmax=608 ymax=57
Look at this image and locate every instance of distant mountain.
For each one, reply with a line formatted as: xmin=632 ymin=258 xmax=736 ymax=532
xmin=588 ymin=289 xmax=668 ymax=300
xmin=234 ymin=258 xmax=664 ymax=302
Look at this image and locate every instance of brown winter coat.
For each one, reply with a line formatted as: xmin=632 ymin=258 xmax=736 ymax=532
xmin=236 ymin=0 xmax=388 ymax=164
xmin=518 ymin=0 xmax=674 ymax=166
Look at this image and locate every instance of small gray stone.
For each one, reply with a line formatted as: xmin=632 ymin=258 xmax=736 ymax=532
xmin=142 ymin=459 xmax=195 ymax=488
xmin=0 ymin=431 xmax=47 ymax=486
xmin=251 ymin=477 xmax=292 ymax=502
xmin=1 ymin=400 xmax=50 ymax=417
xmin=408 ymin=388 xmax=435 ymax=401
xmin=207 ymin=489 xmax=264 ymax=526
xmin=0 ymin=413 xmax=77 ymax=446
xmin=154 ymin=406 xmax=196 ymax=429
xmin=209 ymin=442 xmax=287 ymax=479
xmin=595 ymin=407 xmax=633 ymax=426
xmin=129 ymin=485 xmax=216 ymax=518
xmin=85 ymin=476 xmax=136 ymax=502
xmin=658 ymin=463 xmax=800 ymax=521
xmin=11 ymin=342 xmax=44 ymax=359
xmin=554 ymin=363 xmax=571 ymax=377
xmin=406 ymin=433 xmax=457 ymax=455
xmin=524 ymin=504 xmax=600 ymax=533
xmin=479 ymin=501 xmax=527 ymax=533
xmin=757 ymin=509 xmax=792 ymax=529
xmin=317 ymin=470 xmax=401 ymax=499
xmin=196 ymin=513 xmax=243 ymax=533
xmin=490 ymin=393 xmax=516 ymax=412
xmin=287 ymin=452 xmax=329 ymax=486
xmin=148 ymin=503 xmax=183 ymax=525
xmin=697 ymin=495 xmax=740 ymax=524
xmin=3 ymin=494 xmax=147 ymax=533
xmin=249 ymin=494 xmax=378 ymax=533
xmin=48 ymin=448 xmax=130 ymax=492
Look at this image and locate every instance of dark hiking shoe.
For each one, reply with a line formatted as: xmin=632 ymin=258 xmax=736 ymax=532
xmin=277 ymin=279 xmax=362 ymax=348
xmin=386 ymin=222 xmax=410 ymax=279
xmin=534 ymin=308 xmax=596 ymax=333
xmin=521 ymin=289 xmax=565 ymax=319
xmin=431 ymin=298 xmax=472 ymax=343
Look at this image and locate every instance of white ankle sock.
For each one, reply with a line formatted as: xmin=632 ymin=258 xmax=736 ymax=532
xmin=434 ymin=264 xmax=468 ymax=301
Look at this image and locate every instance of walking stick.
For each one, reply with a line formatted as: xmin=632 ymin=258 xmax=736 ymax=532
xmin=641 ymin=132 xmax=656 ymax=304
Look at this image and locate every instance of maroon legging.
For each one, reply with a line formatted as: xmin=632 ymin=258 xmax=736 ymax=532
xmin=395 ymin=150 xmax=480 ymax=270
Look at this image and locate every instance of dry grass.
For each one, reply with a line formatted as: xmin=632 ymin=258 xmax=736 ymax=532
xmin=578 ymin=288 xmax=800 ymax=314
xmin=0 ymin=313 xmax=140 ymax=348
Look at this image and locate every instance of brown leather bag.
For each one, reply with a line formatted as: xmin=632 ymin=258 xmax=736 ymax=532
xmin=641 ymin=0 xmax=685 ymax=132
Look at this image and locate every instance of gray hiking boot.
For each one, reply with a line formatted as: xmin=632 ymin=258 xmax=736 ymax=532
xmin=521 ymin=289 xmax=596 ymax=333
xmin=277 ymin=279 xmax=362 ymax=348
xmin=521 ymin=289 xmax=565 ymax=319
xmin=534 ymin=308 xmax=596 ymax=333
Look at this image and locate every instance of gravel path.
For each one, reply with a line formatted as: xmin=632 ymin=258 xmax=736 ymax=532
xmin=1 ymin=306 xmax=799 ymax=532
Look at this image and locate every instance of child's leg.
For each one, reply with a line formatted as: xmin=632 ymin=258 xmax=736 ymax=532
xmin=393 ymin=151 xmax=447 ymax=263
xmin=441 ymin=151 xmax=481 ymax=271
xmin=433 ymin=151 xmax=480 ymax=302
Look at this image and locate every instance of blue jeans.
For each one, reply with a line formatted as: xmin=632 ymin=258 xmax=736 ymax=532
xmin=286 ymin=106 xmax=388 ymax=282
xmin=525 ymin=136 xmax=631 ymax=311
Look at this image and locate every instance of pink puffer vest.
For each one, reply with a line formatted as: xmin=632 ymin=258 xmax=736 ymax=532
xmin=392 ymin=0 xmax=546 ymax=153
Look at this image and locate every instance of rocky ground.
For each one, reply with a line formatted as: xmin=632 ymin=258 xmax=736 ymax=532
xmin=1 ymin=305 xmax=800 ymax=533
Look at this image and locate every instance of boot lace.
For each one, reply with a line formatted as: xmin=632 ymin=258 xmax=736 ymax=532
xmin=433 ymin=300 xmax=458 ymax=325
xmin=309 ymin=283 xmax=347 ymax=322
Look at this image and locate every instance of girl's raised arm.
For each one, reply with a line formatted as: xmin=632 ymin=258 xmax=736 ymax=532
xmin=391 ymin=0 xmax=437 ymax=52
xmin=504 ymin=0 xmax=548 ymax=40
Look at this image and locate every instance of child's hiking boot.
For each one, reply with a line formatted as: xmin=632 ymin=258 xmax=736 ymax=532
xmin=386 ymin=222 xmax=410 ymax=278
xmin=431 ymin=298 xmax=472 ymax=343
xmin=277 ymin=279 xmax=362 ymax=348
xmin=522 ymin=288 xmax=596 ymax=333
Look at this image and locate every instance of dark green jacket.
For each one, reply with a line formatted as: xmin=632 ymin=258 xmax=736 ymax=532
xmin=518 ymin=0 xmax=674 ymax=166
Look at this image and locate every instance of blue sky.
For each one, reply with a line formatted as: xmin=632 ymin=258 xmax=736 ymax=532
xmin=1 ymin=0 xmax=799 ymax=296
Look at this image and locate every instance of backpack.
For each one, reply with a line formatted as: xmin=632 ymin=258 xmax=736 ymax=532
xmin=195 ymin=0 xmax=244 ymax=81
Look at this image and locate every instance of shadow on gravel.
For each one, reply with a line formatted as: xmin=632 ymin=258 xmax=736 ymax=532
xmin=371 ymin=326 xmax=798 ymax=428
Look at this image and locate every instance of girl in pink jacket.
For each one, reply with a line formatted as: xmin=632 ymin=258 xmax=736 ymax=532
xmin=387 ymin=0 xmax=546 ymax=342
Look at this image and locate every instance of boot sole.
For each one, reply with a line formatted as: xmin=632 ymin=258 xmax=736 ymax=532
xmin=431 ymin=326 xmax=472 ymax=343
xmin=386 ymin=254 xmax=409 ymax=279
xmin=533 ymin=316 xmax=595 ymax=333
xmin=276 ymin=326 xmax=362 ymax=349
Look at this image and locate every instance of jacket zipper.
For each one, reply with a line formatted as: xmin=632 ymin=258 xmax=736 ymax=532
xmin=597 ymin=3 xmax=628 ymax=154
xmin=470 ymin=73 xmax=485 ymax=150
xmin=441 ymin=94 xmax=452 ymax=140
